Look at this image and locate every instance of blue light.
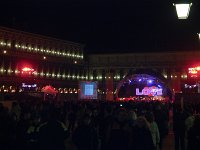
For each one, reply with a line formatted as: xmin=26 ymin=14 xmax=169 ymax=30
xmin=138 ymin=79 xmax=142 ymax=82
xmin=158 ymin=84 xmax=162 ymax=88
xmin=148 ymin=80 xmax=153 ymax=84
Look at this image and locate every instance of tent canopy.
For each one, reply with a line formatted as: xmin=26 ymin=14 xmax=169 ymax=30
xmin=41 ymin=85 xmax=58 ymax=95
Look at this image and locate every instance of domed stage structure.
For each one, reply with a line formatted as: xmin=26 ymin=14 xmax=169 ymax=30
xmin=116 ymin=69 xmax=171 ymax=101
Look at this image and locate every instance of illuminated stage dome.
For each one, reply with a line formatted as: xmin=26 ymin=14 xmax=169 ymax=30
xmin=116 ymin=69 xmax=171 ymax=101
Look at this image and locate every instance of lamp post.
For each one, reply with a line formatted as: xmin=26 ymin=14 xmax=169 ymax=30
xmin=173 ymin=1 xmax=192 ymax=19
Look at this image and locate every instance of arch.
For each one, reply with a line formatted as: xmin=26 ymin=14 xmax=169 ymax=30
xmin=116 ymin=69 xmax=171 ymax=100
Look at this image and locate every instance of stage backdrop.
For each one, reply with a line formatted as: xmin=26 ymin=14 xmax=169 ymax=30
xmin=79 ymin=81 xmax=98 ymax=100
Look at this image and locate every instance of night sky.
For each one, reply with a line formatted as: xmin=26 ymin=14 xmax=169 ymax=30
xmin=0 ymin=0 xmax=200 ymax=54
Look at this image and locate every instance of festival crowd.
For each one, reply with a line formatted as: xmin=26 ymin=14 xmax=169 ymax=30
xmin=0 ymin=98 xmax=200 ymax=150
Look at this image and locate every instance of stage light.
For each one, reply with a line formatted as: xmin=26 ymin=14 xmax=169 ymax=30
xmin=158 ymin=85 xmax=162 ymax=88
xmin=173 ymin=2 xmax=192 ymax=19
xmin=148 ymin=80 xmax=153 ymax=84
xmin=138 ymin=79 xmax=142 ymax=82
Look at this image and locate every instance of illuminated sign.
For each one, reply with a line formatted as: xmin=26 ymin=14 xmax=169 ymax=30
xmin=188 ymin=66 xmax=200 ymax=78
xmin=136 ymin=86 xmax=162 ymax=96
xmin=22 ymin=83 xmax=37 ymax=88
xmin=21 ymin=67 xmax=34 ymax=74
xmin=22 ymin=67 xmax=34 ymax=72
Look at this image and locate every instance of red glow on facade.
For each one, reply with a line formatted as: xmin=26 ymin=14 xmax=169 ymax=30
xmin=188 ymin=66 xmax=200 ymax=78
xmin=21 ymin=67 xmax=34 ymax=74
xmin=22 ymin=67 xmax=34 ymax=72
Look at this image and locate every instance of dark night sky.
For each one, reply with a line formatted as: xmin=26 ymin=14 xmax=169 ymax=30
xmin=0 ymin=0 xmax=200 ymax=54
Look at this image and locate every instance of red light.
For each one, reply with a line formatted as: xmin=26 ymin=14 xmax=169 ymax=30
xmin=22 ymin=67 xmax=34 ymax=72
xmin=21 ymin=67 xmax=34 ymax=76
xmin=188 ymin=66 xmax=200 ymax=78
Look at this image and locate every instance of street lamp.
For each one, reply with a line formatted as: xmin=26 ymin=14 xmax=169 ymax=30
xmin=173 ymin=2 xmax=192 ymax=19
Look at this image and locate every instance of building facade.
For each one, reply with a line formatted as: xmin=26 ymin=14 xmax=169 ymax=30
xmin=1 ymin=26 xmax=200 ymax=100
xmin=88 ymin=52 xmax=200 ymax=99
xmin=0 ymin=26 xmax=87 ymax=96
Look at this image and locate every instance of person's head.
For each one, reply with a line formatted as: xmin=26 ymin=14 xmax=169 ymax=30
xmin=117 ymin=109 xmax=128 ymax=123
xmin=128 ymin=110 xmax=137 ymax=121
xmin=11 ymin=101 xmax=18 ymax=108
xmin=145 ymin=111 xmax=155 ymax=123
xmin=136 ymin=116 xmax=149 ymax=129
xmin=82 ymin=114 xmax=91 ymax=125
xmin=0 ymin=103 xmax=4 ymax=112
xmin=49 ymin=107 xmax=60 ymax=120
xmin=193 ymin=115 xmax=200 ymax=129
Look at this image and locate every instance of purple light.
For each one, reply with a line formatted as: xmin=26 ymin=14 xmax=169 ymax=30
xmin=158 ymin=85 xmax=161 ymax=88
xmin=138 ymin=79 xmax=142 ymax=82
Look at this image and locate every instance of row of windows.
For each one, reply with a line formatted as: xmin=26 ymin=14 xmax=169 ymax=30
xmin=0 ymin=68 xmax=88 ymax=80
xmin=89 ymin=74 xmax=188 ymax=80
xmin=0 ymin=40 xmax=84 ymax=59
xmin=2 ymin=69 xmax=188 ymax=83
xmin=0 ymin=85 xmax=112 ymax=94
xmin=0 ymin=66 xmax=188 ymax=81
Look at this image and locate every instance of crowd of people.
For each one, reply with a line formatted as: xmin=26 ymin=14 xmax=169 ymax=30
xmin=0 ymin=97 xmax=200 ymax=150
xmin=173 ymin=101 xmax=200 ymax=150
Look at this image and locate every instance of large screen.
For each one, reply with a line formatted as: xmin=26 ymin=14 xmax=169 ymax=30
xmin=79 ymin=81 xmax=98 ymax=99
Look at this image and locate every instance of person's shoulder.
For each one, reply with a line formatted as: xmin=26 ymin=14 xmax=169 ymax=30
xmin=36 ymin=122 xmax=48 ymax=132
xmin=57 ymin=120 xmax=68 ymax=131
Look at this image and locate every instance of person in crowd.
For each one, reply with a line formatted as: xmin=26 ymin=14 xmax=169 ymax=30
xmin=130 ymin=116 xmax=155 ymax=150
xmin=72 ymin=113 xmax=99 ymax=150
xmin=187 ymin=115 xmax=200 ymax=150
xmin=10 ymin=101 xmax=21 ymax=121
xmin=173 ymin=104 xmax=188 ymax=150
xmin=37 ymin=106 xmax=69 ymax=150
xmin=154 ymin=103 xmax=169 ymax=150
xmin=26 ymin=113 xmax=41 ymax=150
xmin=98 ymin=104 xmax=114 ymax=150
xmin=184 ymin=107 xmax=195 ymax=149
xmin=0 ymin=103 xmax=17 ymax=150
xmin=145 ymin=111 xmax=160 ymax=150
xmin=127 ymin=109 xmax=137 ymax=127
xmin=68 ymin=109 xmax=77 ymax=133
xmin=16 ymin=110 xmax=31 ymax=150
xmin=107 ymin=109 xmax=130 ymax=150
